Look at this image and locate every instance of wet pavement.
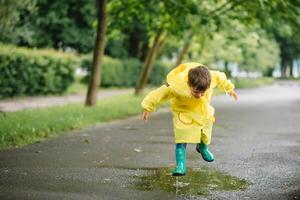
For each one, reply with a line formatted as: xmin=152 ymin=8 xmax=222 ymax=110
xmin=0 ymin=81 xmax=300 ymax=199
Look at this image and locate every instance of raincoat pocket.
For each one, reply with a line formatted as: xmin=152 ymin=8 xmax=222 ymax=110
xmin=178 ymin=112 xmax=194 ymax=125
xmin=173 ymin=112 xmax=202 ymax=143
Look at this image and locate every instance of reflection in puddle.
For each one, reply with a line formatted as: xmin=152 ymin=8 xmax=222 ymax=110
xmin=133 ymin=167 xmax=249 ymax=196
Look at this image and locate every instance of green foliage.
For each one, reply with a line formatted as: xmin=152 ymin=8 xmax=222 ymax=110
xmin=235 ymin=0 xmax=300 ymax=76
xmin=0 ymin=0 xmax=37 ymax=44
xmin=187 ymin=18 xmax=280 ymax=73
xmin=107 ymin=0 xmax=200 ymax=61
xmin=149 ymin=62 xmax=171 ymax=85
xmin=81 ymin=55 xmax=171 ymax=87
xmin=240 ymin=35 xmax=280 ymax=71
xmin=105 ymin=30 xmax=130 ymax=58
xmin=0 ymin=44 xmax=78 ymax=98
xmin=1 ymin=0 xmax=299 ymax=76
xmin=232 ymin=77 xmax=274 ymax=89
xmin=1 ymin=0 xmax=97 ymax=53
xmin=0 ymin=93 xmax=145 ymax=149
xmin=108 ymin=0 xmax=197 ymax=35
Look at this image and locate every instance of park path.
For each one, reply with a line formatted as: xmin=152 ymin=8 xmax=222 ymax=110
xmin=0 ymin=88 xmax=133 ymax=112
xmin=0 ymin=81 xmax=299 ymax=199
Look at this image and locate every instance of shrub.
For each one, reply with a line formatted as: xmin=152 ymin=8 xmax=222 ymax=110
xmin=0 ymin=44 xmax=79 ymax=98
xmin=81 ymin=55 xmax=171 ymax=87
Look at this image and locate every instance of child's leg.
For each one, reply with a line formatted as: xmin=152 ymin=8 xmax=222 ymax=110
xmin=172 ymin=143 xmax=187 ymax=176
xmin=196 ymin=122 xmax=214 ymax=162
xmin=201 ymin=119 xmax=213 ymax=145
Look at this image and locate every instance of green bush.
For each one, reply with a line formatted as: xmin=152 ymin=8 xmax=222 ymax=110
xmin=81 ymin=55 xmax=171 ymax=87
xmin=150 ymin=61 xmax=171 ymax=85
xmin=121 ymin=58 xmax=144 ymax=87
xmin=0 ymin=44 xmax=79 ymax=98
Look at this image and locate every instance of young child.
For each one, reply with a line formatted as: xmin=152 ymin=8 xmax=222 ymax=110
xmin=141 ymin=62 xmax=238 ymax=176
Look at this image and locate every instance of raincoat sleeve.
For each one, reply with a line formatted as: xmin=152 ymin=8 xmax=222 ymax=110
xmin=141 ymin=84 xmax=173 ymax=112
xmin=214 ymin=71 xmax=235 ymax=93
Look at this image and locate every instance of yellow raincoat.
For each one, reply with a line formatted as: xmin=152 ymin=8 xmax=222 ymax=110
xmin=141 ymin=62 xmax=235 ymax=144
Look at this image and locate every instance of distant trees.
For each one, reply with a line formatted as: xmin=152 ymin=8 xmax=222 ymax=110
xmin=1 ymin=0 xmax=299 ymax=103
xmin=238 ymin=0 xmax=300 ymax=77
xmin=0 ymin=0 xmax=97 ymax=53
xmin=0 ymin=0 xmax=36 ymax=44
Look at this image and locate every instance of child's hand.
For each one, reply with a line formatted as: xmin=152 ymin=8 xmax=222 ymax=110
xmin=228 ymin=90 xmax=239 ymax=101
xmin=142 ymin=110 xmax=150 ymax=122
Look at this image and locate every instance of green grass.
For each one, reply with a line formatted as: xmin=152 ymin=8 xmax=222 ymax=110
xmin=0 ymin=93 xmax=146 ymax=149
xmin=65 ymin=81 xmax=134 ymax=95
xmin=232 ymin=77 xmax=274 ymax=89
xmin=65 ymin=82 xmax=88 ymax=95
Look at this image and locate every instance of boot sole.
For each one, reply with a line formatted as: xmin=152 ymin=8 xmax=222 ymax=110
xmin=172 ymin=173 xmax=186 ymax=176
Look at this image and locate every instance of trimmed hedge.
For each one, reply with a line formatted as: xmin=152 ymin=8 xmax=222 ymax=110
xmin=0 ymin=44 xmax=79 ymax=98
xmin=81 ymin=55 xmax=171 ymax=87
xmin=0 ymin=44 xmax=171 ymax=98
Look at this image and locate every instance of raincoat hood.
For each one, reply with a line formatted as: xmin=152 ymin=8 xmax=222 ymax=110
xmin=166 ymin=62 xmax=214 ymax=126
xmin=166 ymin=62 xmax=205 ymax=98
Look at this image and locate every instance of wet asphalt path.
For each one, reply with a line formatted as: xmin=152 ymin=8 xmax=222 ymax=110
xmin=0 ymin=81 xmax=299 ymax=199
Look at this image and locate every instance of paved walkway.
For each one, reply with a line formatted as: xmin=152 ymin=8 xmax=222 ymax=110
xmin=0 ymin=89 xmax=133 ymax=112
xmin=0 ymin=81 xmax=299 ymax=199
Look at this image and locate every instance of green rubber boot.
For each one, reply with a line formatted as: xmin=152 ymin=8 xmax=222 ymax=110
xmin=196 ymin=142 xmax=214 ymax=162
xmin=172 ymin=144 xmax=186 ymax=176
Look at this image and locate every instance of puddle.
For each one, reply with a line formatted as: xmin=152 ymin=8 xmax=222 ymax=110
xmin=133 ymin=167 xmax=249 ymax=196
xmin=96 ymin=165 xmax=249 ymax=196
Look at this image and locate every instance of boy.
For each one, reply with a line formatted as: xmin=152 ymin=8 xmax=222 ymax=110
xmin=141 ymin=63 xmax=238 ymax=176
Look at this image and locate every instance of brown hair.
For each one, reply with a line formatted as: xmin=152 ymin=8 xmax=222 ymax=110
xmin=188 ymin=65 xmax=211 ymax=92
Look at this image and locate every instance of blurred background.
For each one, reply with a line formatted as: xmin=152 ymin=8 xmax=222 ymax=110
xmin=0 ymin=0 xmax=299 ymax=148
xmin=1 ymin=0 xmax=299 ymax=97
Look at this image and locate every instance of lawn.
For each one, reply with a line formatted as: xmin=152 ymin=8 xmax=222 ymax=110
xmin=0 ymin=93 xmax=145 ymax=149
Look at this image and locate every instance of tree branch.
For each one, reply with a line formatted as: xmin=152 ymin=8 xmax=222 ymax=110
xmin=208 ymin=0 xmax=243 ymax=17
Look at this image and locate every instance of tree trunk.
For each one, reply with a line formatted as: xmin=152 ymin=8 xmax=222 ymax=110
xmin=156 ymin=32 xmax=167 ymax=56
xmin=135 ymin=31 xmax=166 ymax=95
xmin=280 ymin=56 xmax=288 ymax=78
xmin=289 ymin=60 xmax=293 ymax=77
xmin=128 ymin=28 xmax=142 ymax=58
xmin=174 ymin=32 xmax=193 ymax=68
xmin=128 ymin=31 xmax=139 ymax=58
xmin=85 ymin=0 xmax=107 ymax=106
xmin=138 ymin=40 xmax=149 ymax=61
xmin=175 ymin=40 xmax=190 ymax=67
xmin=224 ymin=60 xmax=231 ymax=78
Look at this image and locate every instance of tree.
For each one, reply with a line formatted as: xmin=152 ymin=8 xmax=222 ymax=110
xmin=169 ymin=0 xmax=299 ymax=78
xmin=85 ymin=0 xmax=107 ymax=106
xmin=109 ymin=0 xmax=199 ymax=94
xmin=107 ymin=1 xmax=149 ymax=60
xmin=8 ymin=0 xmax=97 ymax=53
xmin=135 ymin=31 xmax=167 ymax=94
xmin=183 ymin=16 xmax=280 ymax=77
xmin=235 ymin=0 xmax=300 ymax=77
xmin=273 ymin=25 xmax=300 ymax=77
xmin=0 ymin=0 xmax=36 ymax=44
xmin=172 ymin=0 xmax=244 ymax=68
